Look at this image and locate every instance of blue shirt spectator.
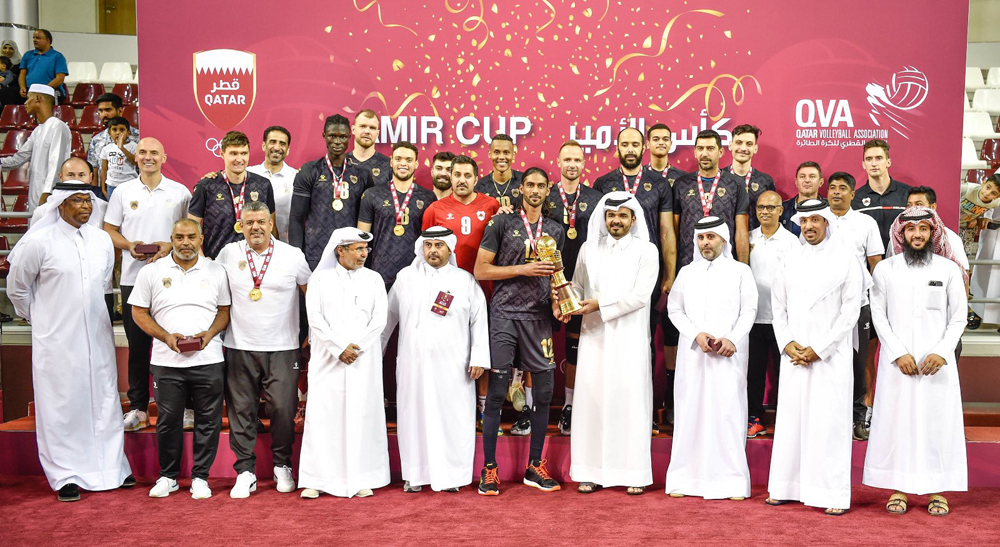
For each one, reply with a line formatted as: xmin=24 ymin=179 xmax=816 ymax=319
xmin=19 ymin=30 xmax=68 ymax=101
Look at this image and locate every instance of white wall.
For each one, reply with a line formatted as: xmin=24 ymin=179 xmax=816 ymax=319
xmin=51 ymin=31 xmax=137 ymax=67
xmin=38 ymin=0 xmax=98 ymax=34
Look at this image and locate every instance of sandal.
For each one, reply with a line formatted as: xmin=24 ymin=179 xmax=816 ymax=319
xmin=824 ymin=508 xmax=848 ymax=516
xmin=968 ymin=309 xmax=982 ymax=330
xmin=577 ymin=482 xmax=602 ymax=494
xmin=886 ymin=492 xmax=908 ymax=515
xmin=928 ymin=495 xmax=950 ymax=516
xmin=627 ymin=486 xmax=645 ymax=496
xmin=765 ymin=497 xmax=793 ymax=506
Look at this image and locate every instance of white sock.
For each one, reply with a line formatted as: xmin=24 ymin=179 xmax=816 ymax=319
xmin=564 ymin=387 xmax=574 ymax=408
xmin=477 ymin=395 xmax=486 ymax=414
xmin=525 ymin=387 xmax=534 ymax=410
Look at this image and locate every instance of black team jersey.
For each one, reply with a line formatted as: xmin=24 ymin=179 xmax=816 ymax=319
xmin=189 ymin=171 xmax=276 ymax=259
xmin=543 ymin=182 xmax=602 ymax=279
xmin=346 ymin=150 xmax=392 ymax=187
xmin=851 ymin=177 xmax=912 ymax=252
xmin=475 ymin=170 xmax=524 ymax=210
xmin=672 ymin=170 xmax=749 ymax=270
xmin=593 ymin=166 xmax=673 ymax=246
xmin=479 ymin=211 xmax=564 ymax=321
xmin=290 ymin=157 xmax=374 ymax=269
xmin=650 ymin=165 xmax=688 ymax=187
xmin=358 ymin=182 xmax=437 ymax=287
xmin=722 ymin=165 xmax=776 ymax=230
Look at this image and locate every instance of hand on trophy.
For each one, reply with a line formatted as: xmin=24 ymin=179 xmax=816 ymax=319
xmin=537 ymin=235 xmax=583 ymax=315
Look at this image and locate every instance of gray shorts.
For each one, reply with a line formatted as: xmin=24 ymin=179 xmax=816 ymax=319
xmin=489 ymin=314 xmax=555 ymax=373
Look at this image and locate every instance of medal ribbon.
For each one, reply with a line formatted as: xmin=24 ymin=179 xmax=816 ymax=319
xmin=325 ymin=156 xmax=346 ymax=200
xmin=223 ymin=171 xmax=247 ymax=221
xmin=697 ymin=175 xmax=721 ymax=217
xmin=556 ymin=182 xmax=577 ymax=230
xmin=246 ymin=240 xmax=274 ymax=291
xmin=390 ymin=182 xmax=415 ymax=225
xmin=621 ymin=168 xmax=642 ymax=195
xmin=519 ymin=208 xmax=544 ymax=255
xmin=730 ymin=166 xmax=753 ymax=192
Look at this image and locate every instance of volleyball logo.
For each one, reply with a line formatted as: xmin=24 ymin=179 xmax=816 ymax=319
xmin=866 ymin=66 xmax=929 ymax=139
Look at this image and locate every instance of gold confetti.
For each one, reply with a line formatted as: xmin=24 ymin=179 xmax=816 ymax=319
xmin=472 ymin=73 xmax=481 ymax=86
xmin=639 ymin=72 xmax=645 ymax=81
xmin=392 ymin=59 xmax=405 ymax=71
xmin=724 ymin=30 xmax=732 ymax=38
xmin=353 ymin=0 xmax=417 ymax=36
xmin=583 ymin=8 xmax=592 ymax=17
xmin=537 ymin=92 xmax=546 ymax=102
xmin=428 ymin=34 xmax=436 ymax=41
xmin=324 ymin=26 xmax=332 ymax=33
xmin=642 ymin=35 xmax=653 ymax=49
xmin=569 ymin=63 xmax=580 ymax=75
xmin=504 ymin=48 xmax=512 ymax=57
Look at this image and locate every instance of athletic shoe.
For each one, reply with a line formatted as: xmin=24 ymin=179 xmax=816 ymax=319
xmin=652 ymin=420 xmax=660 ymax=436
xmin=524 ymin=459 xmax=561 ymax=492
xmin=478 ymin=463 xmax=500 ymax=496
xmin=123 ymin=409 xmax=148 ymax=432
xmin=183 ymin=409 xmax=195 ymax=431
xmin=403 ymin=480 xmax=422 ymax=493
xmin=508 ymin=381 xmax=526 ymax=411
xmin=300 ymin=488 xmax=320 ymax=499
xmin=853 ymin=421 xmax=870 ymax=441
xmin=443 ymin=487 xmax=460 ymax=493
xmin=558 ymin=405 xmax=572 ymax=435
xmin=191 ymin=478 xmax=212 ymax=499
xmin=747 ymin=416 xmax=766 ymax=438
xmin=274 ymin=465 xmax=296 ymax=493
xmin=149 ymin=477 xmax=178 ymax=498
xmin=356 ymin=489 xmax=374 ymax=497
xmin=229 ymin=471 xmax=257 ymax=499
xmin=510 ymin=407 xmax=531 ymax=436
xmin=57 ymin=483 xmax=80 ymax=502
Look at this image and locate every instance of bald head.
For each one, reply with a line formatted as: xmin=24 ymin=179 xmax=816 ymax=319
xmin=135 ymin=137 xmax=166 ymax=178
xmin=755 ymin=190 xmax=783 ymax=230
xmin=60 ymin=157 xmax=93 ymax=184
xmin=617 ymin=127 xmax=645 ymax=170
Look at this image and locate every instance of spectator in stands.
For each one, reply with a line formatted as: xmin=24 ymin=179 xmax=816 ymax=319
xmin=0 ymin=84 xmax=71 ymax=211
xmin=18 ymin=30 xmax=68 ymax=103
xmin=87 ymin=92 xmax=140 ymax=181
xmin=969 ymin=174 xmax=1000 ymax=330
xmin=1 ymin=40 xmax=22 ymax=73
xmin=0 ymin=56 xmax=20 ymax=107
xmin=99 ymin=116 xmax=138 ymax=198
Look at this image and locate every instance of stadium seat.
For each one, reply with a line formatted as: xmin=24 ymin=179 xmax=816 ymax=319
xmin=0 ymin=194 xmax=30 ymax=233
xmin=0 ymin=130 xmax=30 ymax=158
xmin=967 ymin=67 xmax=987 ymax=91
xmin=0 ymin=235 xmax=10 ymax=278
xmin=965 ymin=93 xmax=973 ymax=111
xmin=2 ymin=164 xmax=31 ymax=195
xmin=123 ymin=105 xmax=140 ymax=129
xmin=973 ymin=89 xmax=1000 ymax=115
xmin=72 ymin=105 xmax=105 ymax=133
xmin=68 ymin=83 xmax=106 ymax=108
xmin=963 ymin=111 xmax=1000 ymax=140
xmin=967 ymin=167 xmax=997 ymax=185
xmin=112 ymin=83 xmax=139 ymax=105
xmin=98 ymin=62 xmax=133 ymax=85
xmin=963 ymin=138 xmax=989 ymax=170
xmin=52 ymin=105 xmax=77 ymax=126
xmin=70 ymin=131 xmax=86 ymax=159
xmin=981 ymin=139 xmax=1000 ymax=170
xmin=64 ymin=61 xmax=99 ymax=85
xmin=0 ymin=105 xmax=34 ymax=131
xmin=988 ymin=67 xmax=1000 ymax=87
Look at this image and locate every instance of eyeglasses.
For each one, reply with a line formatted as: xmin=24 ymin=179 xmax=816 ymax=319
xmin=755 ymin=205 xmax=779 ymax=212
xmin=66 ymin=197 xmax=94 ymax=206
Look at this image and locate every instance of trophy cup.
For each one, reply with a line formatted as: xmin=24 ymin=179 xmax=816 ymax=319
xmin=536 ymin=235 xmax=583 ymax=315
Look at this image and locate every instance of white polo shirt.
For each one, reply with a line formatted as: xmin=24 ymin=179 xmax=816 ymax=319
xmin=128 ymin=254 xmax=231 ymax=367
xmin=831 ymin=208 xmax=885 ymax=305
xmin=217 ymin=238 xmax=311 ymax=351
xmin=247 ymin=162 xmax=298 ymax=243
xmin=749 ymin=225 xmax=801 ymax=324
xmin=105 ymin=175 xmax=192 ymax=285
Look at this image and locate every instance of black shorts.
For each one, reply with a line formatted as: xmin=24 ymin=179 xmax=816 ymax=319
xmin=660 ymin=307 xmax=680 ymax=347
xmin=489 ymin=314 xmax=556 ymax=373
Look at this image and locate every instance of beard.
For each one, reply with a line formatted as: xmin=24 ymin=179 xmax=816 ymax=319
xmin=902 ymin=238 xmax=933 ymax=266
xmin=433 ymin=176 xmax=451 ymax=191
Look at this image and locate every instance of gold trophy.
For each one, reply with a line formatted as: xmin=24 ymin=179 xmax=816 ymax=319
xmin=536 ymin=235 xmax=583 ymax=315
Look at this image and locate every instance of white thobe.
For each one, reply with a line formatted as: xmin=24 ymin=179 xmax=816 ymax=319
xmin=384 ymin=262 xmax=490 ymax=490
xmin=665 ymin=257 xmax=757 ymax=498
xmin=298 ymin=262 xmax=390 ymax=497
xmin=569 ymin=235 xmax=659 ymax=487
xmin=6 ymin=219 xmax=132 ymax=491
xmin=768 ymin=238 xmax=862 ymax=510
xmin=971 ymin=208 xmax=1000 ymax=322
xmin=0 ymin=117 xmax=72 ymax=211
xmin=864 ymin=255 xmax=968 ymax=494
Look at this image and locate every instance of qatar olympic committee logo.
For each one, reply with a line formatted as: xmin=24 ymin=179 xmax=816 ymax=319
xmin=193 ymin=49 xmax=257 ymax=129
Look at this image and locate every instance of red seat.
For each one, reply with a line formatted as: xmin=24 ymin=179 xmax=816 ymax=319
xmin=0 ymin=235 xmax=10 ymax=278
xmin=71 ymin=104 xmax=105 ymax=133
xmin=112 ymin=83 xmax=139 ymax=105
xmin=122 ymin=105 xmax=139 ymax=129
xmin=967 ymin=168 xmax=997 ymax=184
xmin=0 ymin=105 xmax=35 ymax=131
xmin=981 ymin=139 xmax=1000 ymax=170
xmin=71 ymin=131 xmax=86 ymax=159
xmin=52 ymin=105 xmax=77 ymax=127
xmin=2 ymin=164 xmax=30 ymax=195
xmin=0 ymin=130 xmax=31 ymax=158
xmin=0 ymin=195 xmax=29 ymax=233
xmin=67 ymin=83 xmax=106 ymax=108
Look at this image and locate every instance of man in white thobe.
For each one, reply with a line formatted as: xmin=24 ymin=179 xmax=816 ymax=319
xmin=565 ymin=192 xmax=658 ymax=495
xmin=384 ymin=227 xmax=490 ymax=493
xmin=767 ymin=199 xmax=863 ymax=516
xmin=665 ymin=216 xmax=757 ymax=500
xmin=0 ymin=84 xmax=71 ymax=211
xmin=864 ymin=207 xmax=968 ymax=516
xmin=6 ymin=180 xmax=133 ymax=502
xmin=298 ymin=227 xmax=389 ymax=499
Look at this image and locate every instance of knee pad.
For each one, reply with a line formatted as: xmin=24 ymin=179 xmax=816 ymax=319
xmin=565 ymin=336 xmax=579 ymax=366
xmin=485 ymin=369 xmax=511 ymax=408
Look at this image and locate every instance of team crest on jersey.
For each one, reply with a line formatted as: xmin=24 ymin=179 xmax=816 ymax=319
xmin=238 ymin=260 xmax=247 ymax=271
xmin=383 ymin=199 xmax=391 ymax=207
xmin=250 ymin=191 xmax=259 ymax=202
xmin=718 ymin=188 xmax=727 ymax=197
xmin=687 ymin=189 xmax=696 ymax=197
xmin=579 ymin=202 xmax=588 ymax=211
xmin=547 ymin=201 xmax=556 ymax=210
xmin=350 ymin=175 xmax=358 ymax=184
xmin=319 ymin=174 xmax=327 ymax=182
xmin=446 ymin=212 xmax=455 ymax=220
xmin=216 ymin=192 xmax=225 ymax=200
xmin=751 ymin=182 xmax=759 ymax=192
xmin=130 ymin=201 xmax=138 ymax=210
xmin=477 ymin=211 xmax=486 ymax=220
xmin=372 ymin=168 xmax=381 ymax=177
xmin=512 ymin=188 xmax=520 ymax=197
xmin=416 ymin=200 xmax=424 ymax=209
xmin=487 ymin=219 xmax=495 ymax=226
xmin=162 ymin=277 xmax=172 ymax=288
xmin=513 ymin=229 xmax=521 ymax=237
xmin=862 ymin=197 xmax=871 ymax=206
xmin=644 ymin=182 xmax=652 ymax=191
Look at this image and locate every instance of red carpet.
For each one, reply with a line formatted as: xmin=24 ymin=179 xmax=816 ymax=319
xmin=1 ymin=475 xmax=997 ymax=545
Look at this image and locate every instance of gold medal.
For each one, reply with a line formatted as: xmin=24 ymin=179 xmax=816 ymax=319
xmin=393 ymin=225 xmax=405 ymax=236
xmin=249 ymin=288 xmax=262 ymax=301
xmin=333 ymin=199 xmax=344 ymax=211
xmin=234 ymin=221 xmax=243 ymax=233
xmin=567 ymin=227 xmax=578 ymax=240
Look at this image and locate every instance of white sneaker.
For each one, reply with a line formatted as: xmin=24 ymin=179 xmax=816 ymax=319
xmin=183 ymin=409 xmax=195 ymax=431
xmin=229 ymin=471 xmax=257 ymax=499
xmin=191 ymin=478 xmax=212 ymax=499
xmin=300 ymin=488 xmax=320 ymax=499
xmin=273 ymin=466 xmax=295 ymax=493
xmin=356 ymin=488 xmax=374 ymax=497
xmin=149 ymin=477 xmax=178 ymax=498
xmin=123 ymin=409 xmax=149 ymax=432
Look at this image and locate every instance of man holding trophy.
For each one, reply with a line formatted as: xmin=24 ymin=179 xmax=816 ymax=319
xmin=556 ymin=192 xmax=659 ymax=495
